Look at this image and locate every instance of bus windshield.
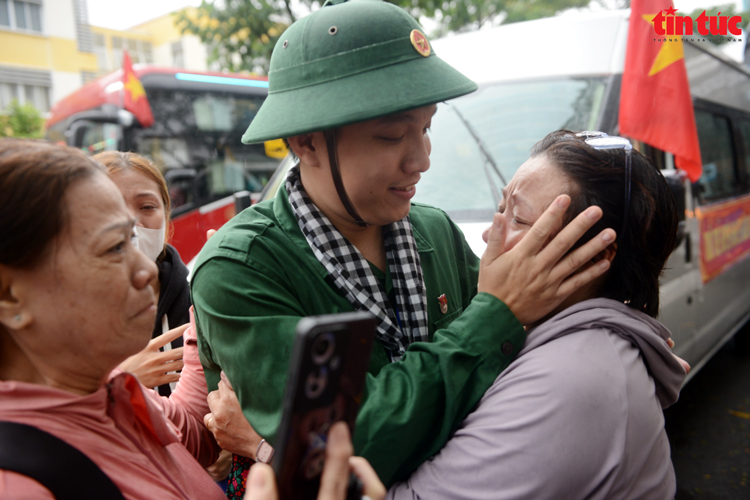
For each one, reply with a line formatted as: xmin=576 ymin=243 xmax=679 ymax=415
xmin=416 ymin=77 xmax=608 ymax=221
xmin=132 ymin=88 xmax=280 ymax=209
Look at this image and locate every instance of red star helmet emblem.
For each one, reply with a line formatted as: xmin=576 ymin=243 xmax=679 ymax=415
xmin=410 ymin=30 xmax=431 ymax=57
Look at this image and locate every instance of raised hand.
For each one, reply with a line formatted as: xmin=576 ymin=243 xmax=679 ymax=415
xmin=118 ymin=323 xmax=187 ymax=389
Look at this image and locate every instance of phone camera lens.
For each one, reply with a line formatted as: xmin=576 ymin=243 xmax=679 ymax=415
xmin=305 ymin=367 xmax=328 ymax=399
xmin=311 ymin=332 xmax=336 ymax=365
xmin=329 ymin=355 xmax=341 ymax=371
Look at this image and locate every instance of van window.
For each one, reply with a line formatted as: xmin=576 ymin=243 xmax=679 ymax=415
xmin=695 ymin=110 xmax=737 ymax=203
xmin=417 ymin=77 xmax=608 ymax=221
xmin=737 ymin=119 xmax=750 ymax=192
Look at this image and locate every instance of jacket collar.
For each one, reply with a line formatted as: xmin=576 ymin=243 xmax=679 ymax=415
xmin=272 ymin=181 xmax=434 ymax=267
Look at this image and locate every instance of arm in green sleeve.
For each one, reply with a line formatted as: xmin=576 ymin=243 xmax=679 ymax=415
xmin=354 ymin=293 xmax=525 ymax=487
xmin=192 ymin=241 xmax=525 ymax=488
xmin=191 ymin=255 xmax=310 ymax=443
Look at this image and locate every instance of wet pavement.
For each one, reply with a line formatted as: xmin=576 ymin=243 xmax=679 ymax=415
xmin=665 ymin=337 xmax=750 ymax=499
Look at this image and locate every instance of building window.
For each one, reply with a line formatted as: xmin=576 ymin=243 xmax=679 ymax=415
xmin=0 ymin=82 xmax=48 ymax=112
xmin=81 ymin=71 xmax=96 ymax=84
xmin=0 ymin=1 xmax=9 ymax=27
xmin=0 ymin=0 xmax=42 ymax=33
xmin=14 ymin=1 xmax=26 ymax=29
xmin=27 ymin=1 xmax=39 ymax=30
xmin=0 ymin=82 xmax=17 ymax=110
xmin=172 ymin=41 xmax=184 ymax=68
xmin=144 ymin=41 xmax=154 ymax=63
xmin=93 ymin=33 xmax=110 ymax=72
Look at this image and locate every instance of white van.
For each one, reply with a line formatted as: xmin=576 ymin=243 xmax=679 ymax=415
xmin=259 ymin=9 xmax=750 ymax=381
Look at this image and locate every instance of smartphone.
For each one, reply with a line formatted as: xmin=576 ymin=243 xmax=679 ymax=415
xmin=272 ymin=311 xmax=376 ymax=500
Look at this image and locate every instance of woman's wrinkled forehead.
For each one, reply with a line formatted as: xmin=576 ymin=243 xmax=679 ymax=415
xmin=501 ymin=155 xmax=573 ymax=213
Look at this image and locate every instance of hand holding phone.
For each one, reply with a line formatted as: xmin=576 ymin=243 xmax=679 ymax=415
xmin=273 ymin=312 xmax=376 ymax=500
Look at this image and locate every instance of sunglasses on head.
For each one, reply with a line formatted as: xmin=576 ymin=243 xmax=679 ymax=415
xmin=574 ymin=131 xmax=632 ymax=238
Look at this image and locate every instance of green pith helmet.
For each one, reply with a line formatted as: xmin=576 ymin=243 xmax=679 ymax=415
xmin=241 ymin=0 xmax=477 ymax=144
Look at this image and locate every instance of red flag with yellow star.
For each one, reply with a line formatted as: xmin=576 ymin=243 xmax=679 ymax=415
xmin=121 ymin=48 xmax=154 ymax=128
xmin=619 ymin=0 xmax=702 ymax=181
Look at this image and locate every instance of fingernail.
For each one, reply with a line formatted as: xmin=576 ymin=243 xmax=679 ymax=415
xmin=586 ymin=207 xmax=600 ymax=220
xmin=601 ymin=231 xmax=614 ymax=242
xmin=556 ymin=196 xmax=570 ymax=208
xmin=598 ymin=260 xmax=610 ymax=270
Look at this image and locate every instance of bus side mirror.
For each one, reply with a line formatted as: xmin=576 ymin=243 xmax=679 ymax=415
xmin=663 ymin=170 xmax=687 ymax=250
xmin=66 ymin=121 xmax=91 ymax=148
xmin=117 ymin=110 xmax=135 ymax=127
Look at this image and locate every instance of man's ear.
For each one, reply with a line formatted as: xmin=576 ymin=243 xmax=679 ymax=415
xmin=591 ymin=243 xmax=617 ymax=265
xmin=287 ymin=133 xmax=324 ymax=168
xmin=0 ymin=266 xmax=31 ymax=330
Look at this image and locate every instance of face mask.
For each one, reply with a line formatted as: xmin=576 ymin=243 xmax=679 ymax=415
xmin=134 ymin=225 xmax=166 ymax=262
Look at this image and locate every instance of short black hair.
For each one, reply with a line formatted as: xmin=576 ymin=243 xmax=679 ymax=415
xmin=530 ymin=130 xmax=678 ymax=318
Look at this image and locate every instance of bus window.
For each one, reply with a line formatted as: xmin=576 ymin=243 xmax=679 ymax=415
xmin=81 ymin=122 xmax=120 ymax=154
xmin=695 ymin=110 xmax=737 ymax=203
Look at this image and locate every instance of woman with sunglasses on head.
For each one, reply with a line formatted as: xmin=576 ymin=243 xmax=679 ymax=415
xmin=386 ymin=130 xmax=688 ymax=500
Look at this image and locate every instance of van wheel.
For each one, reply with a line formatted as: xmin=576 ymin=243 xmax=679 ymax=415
xmin=734 ymin=320 xmax=750 ymax=354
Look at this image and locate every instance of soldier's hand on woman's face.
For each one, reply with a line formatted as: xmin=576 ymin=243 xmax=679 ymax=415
xmin=478 ymin=195 xmax=616 ymax=326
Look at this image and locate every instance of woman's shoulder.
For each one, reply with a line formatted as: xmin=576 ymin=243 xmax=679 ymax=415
xmin=488 ymin=330 xmax=630 ymax=410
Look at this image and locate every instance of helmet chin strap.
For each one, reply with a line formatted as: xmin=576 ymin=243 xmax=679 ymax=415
xmin=324 ymin=129 xmax=369 ymax=227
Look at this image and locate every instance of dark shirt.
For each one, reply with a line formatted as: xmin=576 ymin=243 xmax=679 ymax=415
xmin=154 ymin=244 xmax=191 ymax=396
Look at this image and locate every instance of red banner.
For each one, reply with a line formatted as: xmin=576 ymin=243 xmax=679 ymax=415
xmin=697 ymin=194 xmax=750 ymax=283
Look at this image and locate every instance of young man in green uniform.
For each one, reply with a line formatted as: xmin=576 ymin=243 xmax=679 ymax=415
xmin=190 ymin=0 xmax=615 ymax=493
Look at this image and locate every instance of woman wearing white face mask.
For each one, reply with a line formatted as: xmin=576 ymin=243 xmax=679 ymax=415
xmin=95 ymin=151 xmax=190 ymax=398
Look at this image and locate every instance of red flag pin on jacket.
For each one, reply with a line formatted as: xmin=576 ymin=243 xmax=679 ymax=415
xmin=619 ymin=0 xmax=702 ymax=181
xmin=121 ymin=48 xmax=154 ymax=128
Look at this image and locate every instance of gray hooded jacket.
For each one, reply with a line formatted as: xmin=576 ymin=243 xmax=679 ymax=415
xmin=388 ymin=298 xmax=687 ymax=500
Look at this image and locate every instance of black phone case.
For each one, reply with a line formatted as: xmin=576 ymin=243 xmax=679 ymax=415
xmin=273 ymin=311 xmax=376 ymax=500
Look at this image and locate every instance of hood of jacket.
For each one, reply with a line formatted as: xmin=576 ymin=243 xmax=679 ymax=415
xmin=524 ymin=298 xmax=686 ymax=408
xmin=155 ymin=244 xmax=190 ymax=327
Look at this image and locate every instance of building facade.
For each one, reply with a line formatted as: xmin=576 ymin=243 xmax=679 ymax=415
xmin=0 ymin=0 xmax=97 ymax=113
xmin=0 ymin=0 xmax=215 ymax=116
xmin=90 ymin=8 xmax=214 ymax=78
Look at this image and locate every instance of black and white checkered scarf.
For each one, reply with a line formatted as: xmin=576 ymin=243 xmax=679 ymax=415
xmin=286 ymin=166 xmax=429 ymax=361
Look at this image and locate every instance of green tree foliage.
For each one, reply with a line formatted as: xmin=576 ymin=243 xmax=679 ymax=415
xmin=0 ymin=100 xmax=44 ymax=138
xmin=681 ymin=4 xmax=749 ymax=46
xmin=177 ymin=0 xmax=596 ymax=74
xmin=399 ymin=0 xmax=592 ymax=37
xmin=175 ymin=0 xmax=309 ymax=74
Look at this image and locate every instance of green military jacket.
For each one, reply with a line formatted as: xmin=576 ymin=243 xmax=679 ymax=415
xmin=191 ymin=186 xmax=525 ymax=486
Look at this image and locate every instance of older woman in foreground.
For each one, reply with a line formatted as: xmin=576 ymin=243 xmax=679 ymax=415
xmin=0 ymin=139 xmax=384 ymax=500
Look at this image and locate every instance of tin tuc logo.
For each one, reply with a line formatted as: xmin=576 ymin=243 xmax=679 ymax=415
xmin=652 ymin=7 xmax=743 ymax=36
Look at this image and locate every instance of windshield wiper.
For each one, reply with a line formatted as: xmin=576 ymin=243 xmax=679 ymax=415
xmin=444 ymin=101 xmax=507 ymax=205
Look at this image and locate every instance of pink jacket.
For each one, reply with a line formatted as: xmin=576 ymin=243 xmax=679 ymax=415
xmin=0 ymin=317 xmax=224 ymax=500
